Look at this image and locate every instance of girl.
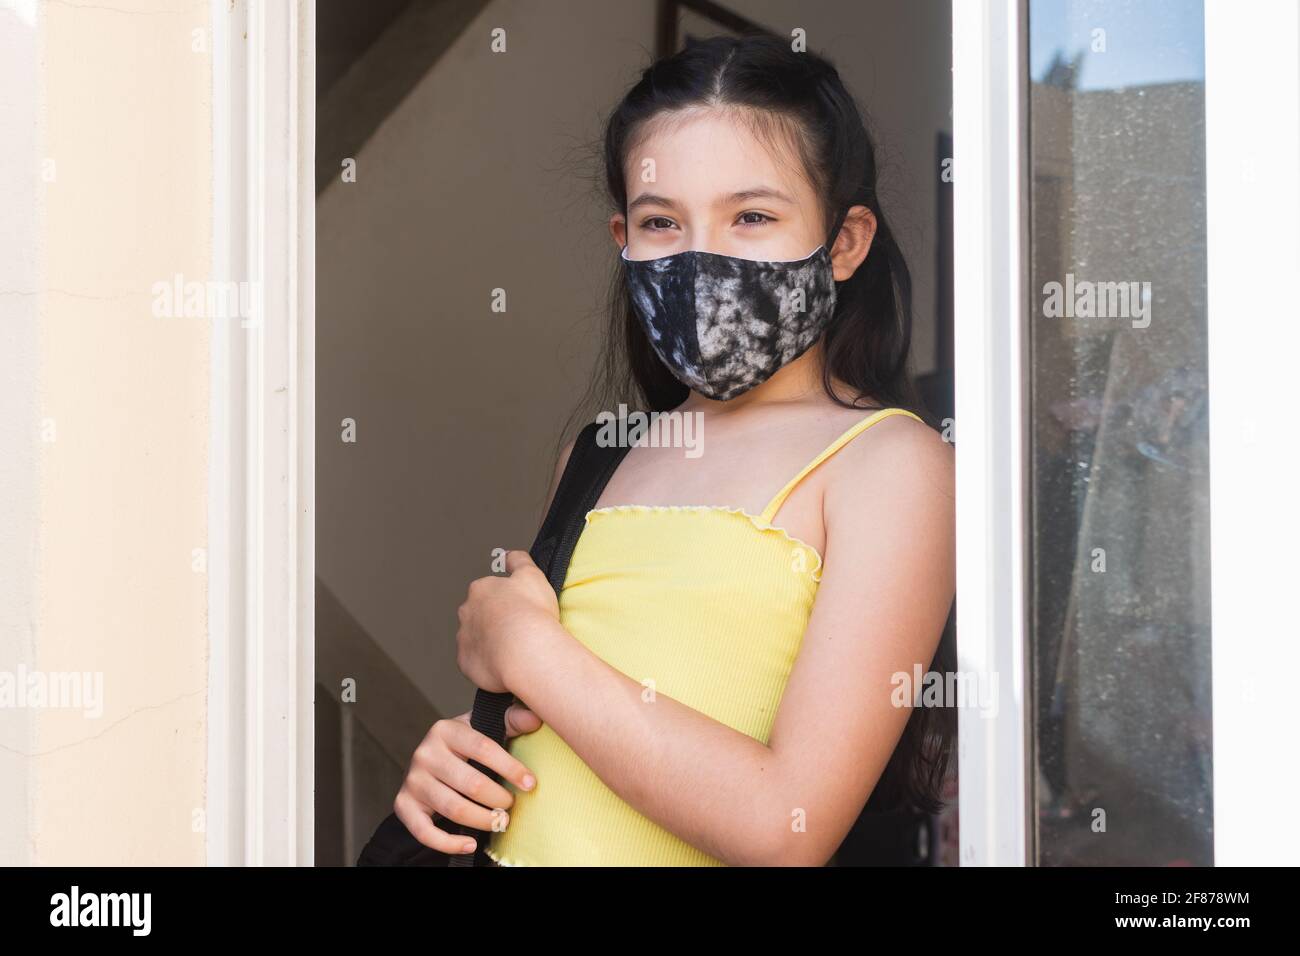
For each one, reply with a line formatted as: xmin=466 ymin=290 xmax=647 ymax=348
xmin=395 ymin=33 xmax=956 ymax=866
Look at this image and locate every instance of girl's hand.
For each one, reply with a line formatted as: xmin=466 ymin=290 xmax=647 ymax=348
xmin=455 ymin=550 xmax=560 ymax=694
xmin=392 ymin=703 xmax=543 ymax=854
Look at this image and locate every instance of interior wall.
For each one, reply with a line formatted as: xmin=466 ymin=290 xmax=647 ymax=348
xmin=316 ymin=0 xmax=953 ymax=727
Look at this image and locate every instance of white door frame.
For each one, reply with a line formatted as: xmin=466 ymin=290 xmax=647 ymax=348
xmin=1204 ymin=0 xmax=1300 ymax=866
xmin=952 ymin=0 xmax=1032 ymax=866
xmin=207 ymin=0 xmax=315 ymax=867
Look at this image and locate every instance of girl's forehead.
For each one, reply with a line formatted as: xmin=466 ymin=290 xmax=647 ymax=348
xmin=625 ymin=108 xmax=809 ymax=194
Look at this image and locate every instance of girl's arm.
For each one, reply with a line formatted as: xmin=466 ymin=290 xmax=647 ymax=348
xmin=503 ymin=415 xmax=956 ymax=866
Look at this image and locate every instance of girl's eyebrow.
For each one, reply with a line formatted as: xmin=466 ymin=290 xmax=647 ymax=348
xmin=627 ymin=187 xmax=794 ymax=214
xmin=719 ymin=187 xmax=795 ymax=206
xmin=627 ymin=192 xmax=678 ymax=212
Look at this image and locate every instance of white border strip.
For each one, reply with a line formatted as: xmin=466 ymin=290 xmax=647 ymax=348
xmin=1204 ymin=0 xmax=1300 ymax=866
xmin=207 ymin=0 xmax=244 ymax=868
xmin=952 ymin=0 xmax=1030 ymax=866
xmin=294 ymin=0 xmax=317 ymax=867
xmin=208 ymin=0 xmax=315 ymax=867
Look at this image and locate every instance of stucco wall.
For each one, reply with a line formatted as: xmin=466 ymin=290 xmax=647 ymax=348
xmin=0 ymin=0 xmax=210 ymax=865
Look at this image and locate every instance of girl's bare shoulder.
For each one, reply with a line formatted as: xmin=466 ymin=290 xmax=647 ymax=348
xmin=819 ymin=403 xmax=953 ymax=501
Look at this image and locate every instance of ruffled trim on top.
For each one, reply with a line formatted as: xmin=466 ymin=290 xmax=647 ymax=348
xmin=482 ymin=845 xmax=523 ymax=866
xmin=584 ymin=504 xmax=824 ymax=583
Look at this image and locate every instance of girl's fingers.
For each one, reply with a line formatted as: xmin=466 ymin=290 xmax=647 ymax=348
xmin=453 ymin=703 xmax=542 ymax=740
xmin=424 ymin=777 xmax=511 ymax=835
xmin=393 ymin=792 xmax=481 ymax=856
xmin=502 ymin=549 xmax=537 ymax=574
xmin=439 ymin=718 xmax=536 ymax=802
xmin=505 ymin=703 xmax=543 ymax=738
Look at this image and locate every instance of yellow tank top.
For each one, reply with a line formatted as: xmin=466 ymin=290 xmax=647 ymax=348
xmin=485 ymin=406 xmax=924 ymax=866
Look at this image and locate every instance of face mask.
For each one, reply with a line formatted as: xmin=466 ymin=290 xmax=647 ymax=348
xmin=621 ymin=243 xmax=838 ymax=401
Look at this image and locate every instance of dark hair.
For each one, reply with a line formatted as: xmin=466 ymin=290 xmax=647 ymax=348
xmin=577 ymin=33 xmax=954 ymax=818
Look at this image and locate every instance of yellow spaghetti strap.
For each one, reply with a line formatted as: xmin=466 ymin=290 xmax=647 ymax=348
xmin=757 ymin=407 xmax=925 ymax=524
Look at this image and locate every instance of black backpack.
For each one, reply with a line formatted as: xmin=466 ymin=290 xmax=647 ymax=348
xmin=356 ymin=420 xmax=630 ymax=866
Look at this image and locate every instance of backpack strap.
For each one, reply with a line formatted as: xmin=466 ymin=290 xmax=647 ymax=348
xmin=451 ymin=419 xmax=631 ymax=866
xmin=530 ymin=420 xmax=632 ymax=591
xmin=757 ymin=407 xmax=925 ymax=525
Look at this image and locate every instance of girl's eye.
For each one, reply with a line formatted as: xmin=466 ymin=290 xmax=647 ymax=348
xmin=641 ymin=216 xmax=676 ymax=230
xmin=737 ymin=211 xmax=773 ymax=226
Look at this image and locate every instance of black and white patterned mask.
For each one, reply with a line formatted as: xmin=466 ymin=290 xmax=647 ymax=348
xmin=621 ymin=244 xmax=838 ymax=401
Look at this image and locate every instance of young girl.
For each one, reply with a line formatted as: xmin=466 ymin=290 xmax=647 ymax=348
xmin=395 ymin=34 xmax=956 ymax=866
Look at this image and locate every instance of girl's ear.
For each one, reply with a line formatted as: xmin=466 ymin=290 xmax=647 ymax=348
xmin=609 ymin=213 xmax=628 ymax=250
xmin=829 ymin=205 xmax=877 ymax=282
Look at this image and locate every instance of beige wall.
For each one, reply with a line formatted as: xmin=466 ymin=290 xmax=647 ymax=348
xmin=316 ymin=0 xmax=951 ymax=723
xmin=0 ymin=0 xmax=210 ymax=865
